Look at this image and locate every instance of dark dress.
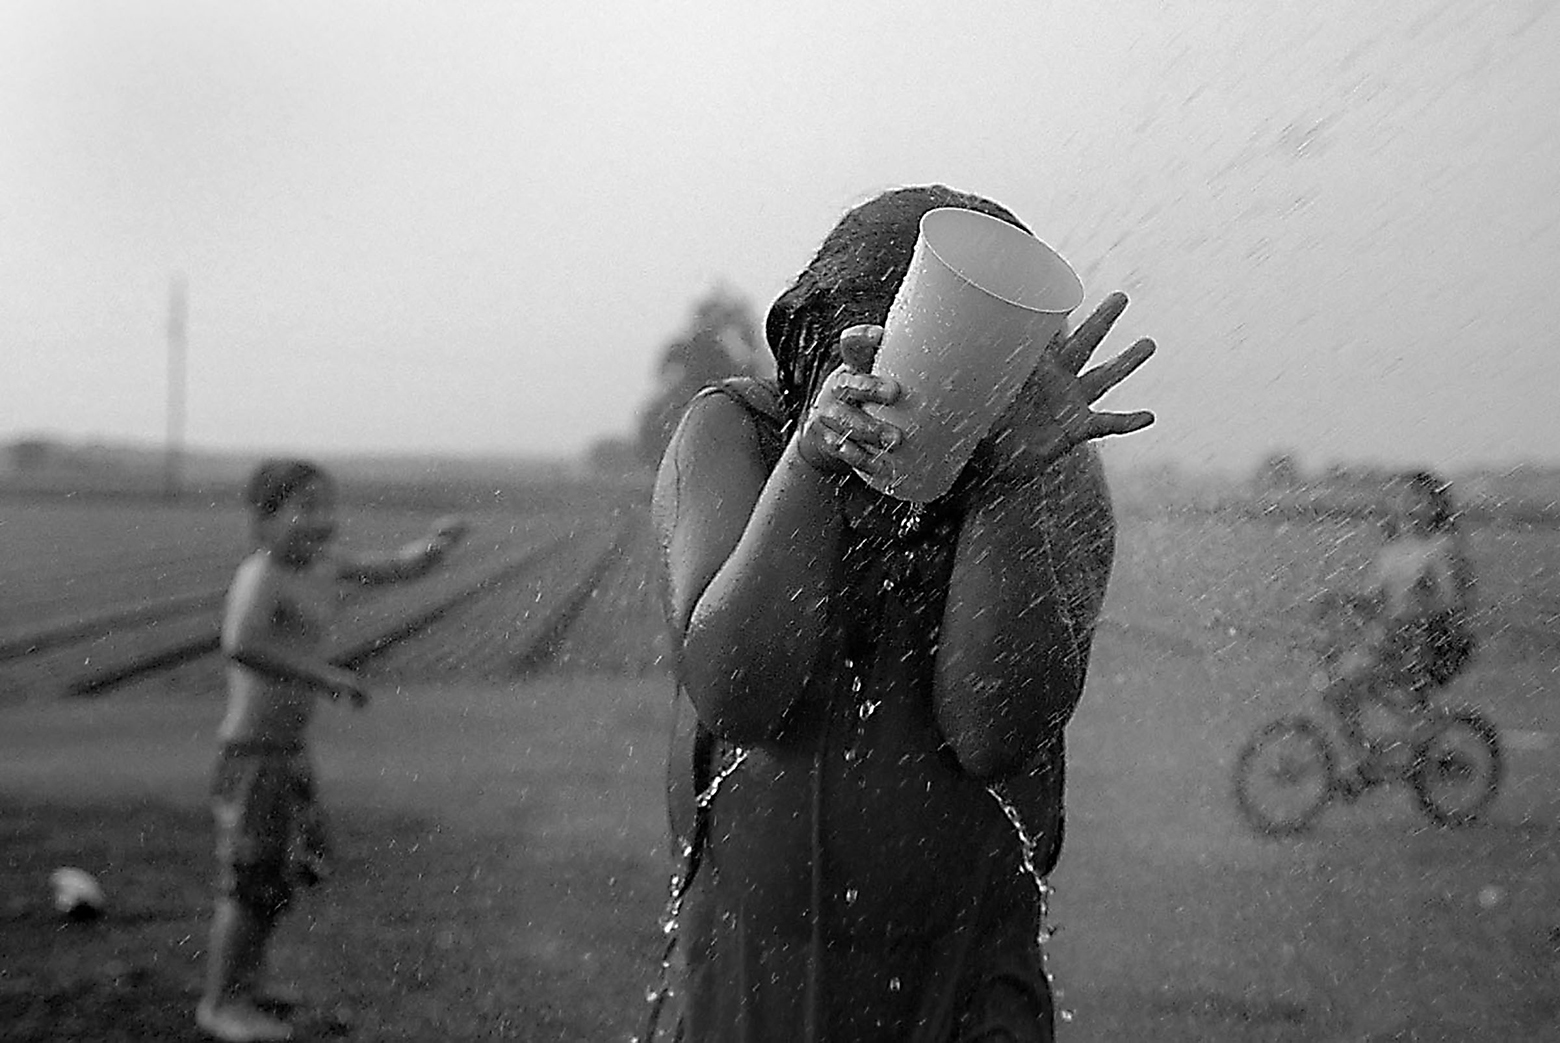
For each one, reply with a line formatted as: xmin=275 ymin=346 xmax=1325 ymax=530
xmin=656 ymin=378 xmax=1109 ymax=1043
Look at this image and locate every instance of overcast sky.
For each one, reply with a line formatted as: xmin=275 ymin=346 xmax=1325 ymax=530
xmin=2 ymin=0 xmax=1556 ymax=474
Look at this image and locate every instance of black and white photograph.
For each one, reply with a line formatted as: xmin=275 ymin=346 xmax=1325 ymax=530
xmin=2 ymin=2 xmax=1557 ymax=1040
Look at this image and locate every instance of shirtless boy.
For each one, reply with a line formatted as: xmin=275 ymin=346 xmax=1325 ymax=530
xmin=197 ymin=459 xmax=466 ymax=1042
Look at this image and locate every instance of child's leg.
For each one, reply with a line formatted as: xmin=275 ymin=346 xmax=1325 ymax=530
xmin=1324 ymin=664 xmax=1391 ymax=791
xmin=1323 ymin=673 xmax=1366 ymax=746
xmin=200 ymin=894 xmax=291 ymax=1041
xmin=202 ymin=748 xmax=295 ymax=1040
xmin=205 ymin=897 xmax=265 ymax=1003
xmin=234 ymin=902 xmax=281 ymax=996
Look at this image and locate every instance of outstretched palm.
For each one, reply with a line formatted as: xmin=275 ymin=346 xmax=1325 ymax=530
xmin=979 ymin=292 xmax=1156 ymax=482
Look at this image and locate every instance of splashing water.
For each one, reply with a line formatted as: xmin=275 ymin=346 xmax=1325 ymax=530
xmin=844 ymin=659 xmax=868 ymax=764
xmin=696 ymin=747 xmax=751 ymax=810
xmin=986 ymin=782 xmax=1075 ymax=1025
xmin=637 ymin=752 xmax=1079 ymax=1035
xmin=634 ymin=746 xmax=751 ymax=1042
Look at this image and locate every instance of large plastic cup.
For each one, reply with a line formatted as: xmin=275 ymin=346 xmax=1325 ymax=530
xmin=862 ymin=207 xmax=1084 ymax=503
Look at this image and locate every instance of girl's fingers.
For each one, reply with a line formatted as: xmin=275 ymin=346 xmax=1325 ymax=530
xmin=835 ymin=435 xmax=882 ymax=475
xmin=818 ymin=408 xmax=900 ymax=450
xmin=833 ymin=371 xmax=901 ymax=407
xmin=1081 ymin=409 xmax=1156 ymax=442
xmin=1078 ymin=338 xmax=1156 ymax=403
xmin=1058 ymin=292 xmax=1129 ymax=374
xmin=839 ymin=325 xmax=885 ymax=372
xmin=812 ymin=416 xmax=884 ymax=473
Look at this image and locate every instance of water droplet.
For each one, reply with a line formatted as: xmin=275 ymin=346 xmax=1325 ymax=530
xmin=986 ymin=784 xmax=1065 ymax=1007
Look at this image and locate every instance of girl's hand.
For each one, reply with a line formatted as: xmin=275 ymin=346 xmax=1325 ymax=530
xmin=796 ymin=325 xmax=904 ymax=478
xmin=974 ymin=292 xmax=1156 ymax=486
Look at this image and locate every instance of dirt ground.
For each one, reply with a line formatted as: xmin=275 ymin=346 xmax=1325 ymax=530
xmin=1052 ymin=630 xmax=1560 ymax=1042
xmin=2 ymin=622 xmax=1558 ymax=1041
xmin=0 ymin=673 xmax=672 ymax=1042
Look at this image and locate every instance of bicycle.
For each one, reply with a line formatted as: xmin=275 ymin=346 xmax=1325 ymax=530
xmin=1232 ymin=597 xmax=1503 ymax=837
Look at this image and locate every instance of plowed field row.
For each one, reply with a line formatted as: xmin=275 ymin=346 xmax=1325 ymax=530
xmin=545 ymin=516 xmax=669 ymax=675
xmin=0 ymin=504 xmax=655 ymax=702
xmin=0 ymin=500 xmax=487 ymax=634
xmin=360 ymin=521 xmax=630 ymax=679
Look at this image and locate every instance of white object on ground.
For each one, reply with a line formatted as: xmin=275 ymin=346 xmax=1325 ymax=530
xmin=49 ymin=866 xmax=105 ymax=919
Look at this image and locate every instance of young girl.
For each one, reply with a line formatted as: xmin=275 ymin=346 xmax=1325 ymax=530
xmin=651 ymin=186 xmax=1156 ymax=1042
xmin=198 ymin=460 xmax=466 ymax=1042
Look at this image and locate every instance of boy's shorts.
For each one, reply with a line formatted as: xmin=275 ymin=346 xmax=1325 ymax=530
xmin=1377 ymin=615 xmax=1477 ymax=693
xmin=212 ymin=741 xmax=329 ymax=916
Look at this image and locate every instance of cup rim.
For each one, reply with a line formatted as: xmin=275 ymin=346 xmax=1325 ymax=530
xmin=919 ymin=207 xmax=1084 ymax=314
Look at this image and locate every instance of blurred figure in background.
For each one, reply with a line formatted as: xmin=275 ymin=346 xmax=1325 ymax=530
xmin=198 ymin=459 xmax=466 ymax=1042
xmin=650 ymin=185 xmax=1155 ymax=1042
xmin=1323 ymin=470 xmax=1477 ymax=780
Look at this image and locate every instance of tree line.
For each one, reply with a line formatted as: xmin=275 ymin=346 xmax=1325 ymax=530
xmin=589 ymin=285 xmax=772 ymax=478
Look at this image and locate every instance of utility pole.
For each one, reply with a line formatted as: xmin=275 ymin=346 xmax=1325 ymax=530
xmin=165 ymin=274 xmax=187 ymax=500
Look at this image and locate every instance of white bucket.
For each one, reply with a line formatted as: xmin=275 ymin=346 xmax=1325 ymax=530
xmin=863 ymin=207 xmax=1084 ymax=503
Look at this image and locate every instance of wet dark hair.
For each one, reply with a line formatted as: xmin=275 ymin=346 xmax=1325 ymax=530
xmin=245 ymin=458 xmax=330 ymax=518
xmin=765 ymin=185 xmax=1030 ymax=426
xmin=1399 ymin=469 xmax=1458 ymax=533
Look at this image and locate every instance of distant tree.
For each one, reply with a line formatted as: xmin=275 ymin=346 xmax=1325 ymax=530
xmin=1255 ymin=451 xmax=1303 ymax=492
xmin=635 ymin=285 xmax=771 ymax=465
xmin=586 ymin=435 xmax=646 ymax=481
xmin=8 ymin=438 xmax=54 ymax=473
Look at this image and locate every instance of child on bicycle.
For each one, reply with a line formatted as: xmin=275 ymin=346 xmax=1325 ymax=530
xmin=198 ymin=459 xmax=467 ymax=1042
xmin=1323 ymin=470 xmax=1476 ymax=783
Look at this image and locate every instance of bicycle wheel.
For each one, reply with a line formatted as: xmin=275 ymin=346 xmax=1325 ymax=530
xmin=1234 ymin=717 xmax=1337 ymax=836
xmin=1410 ymin=710 xmax=1503 ymax=827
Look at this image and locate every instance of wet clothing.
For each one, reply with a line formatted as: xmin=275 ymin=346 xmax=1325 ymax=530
xmin=1371 ymin=534 xmax=1463 ymax=621
xmin=212 ymin=740 xmax=328 ymax=916
xmin=1368 ymin=532 xmax=1477 ymax=692
xmin=1374 ymin=610 xmax=1476 ymax=691
xmin=657 ymin=378 xmax=1108 ymax=1042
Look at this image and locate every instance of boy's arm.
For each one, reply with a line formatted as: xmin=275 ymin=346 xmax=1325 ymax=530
xmin=223 ymin=560 xmax=366 ymax=703
xmin=334 ymin=516 xmax=469 ymax=587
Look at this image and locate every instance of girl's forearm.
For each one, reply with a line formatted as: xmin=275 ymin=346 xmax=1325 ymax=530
xmin=680 ymin=437 xmax=847 ymax=742
xmin=934 ymin=455 xmax=1114 ymax=778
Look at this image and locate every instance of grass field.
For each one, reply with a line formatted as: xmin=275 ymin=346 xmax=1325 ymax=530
xmin=0 ymin=675 xmax=671 ymax=1042
xmin=3 ymin=493 xmax=1560 ymax=1041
